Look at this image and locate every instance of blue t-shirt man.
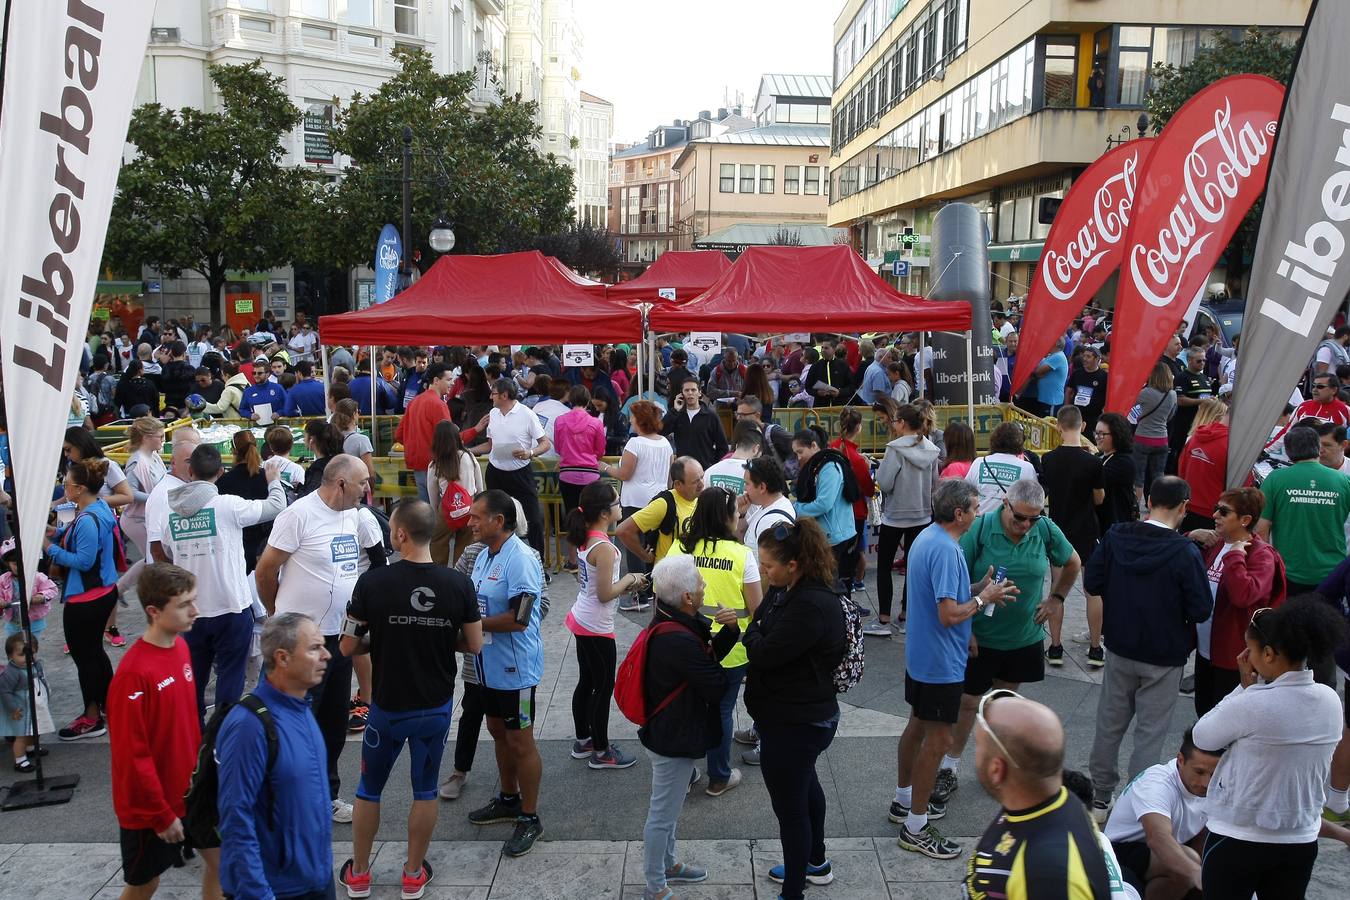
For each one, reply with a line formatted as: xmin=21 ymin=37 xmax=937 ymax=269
xmin=904 ymin=522 xmax=972 ymax=684
xmin=1035 ymin=350 xmax=1069 ymax=411
xmin=471 ymin=532 xmax=544 ymax=693
xmin=287 ymin=378 xmax=326 ymax=416
xmin=240 ymin=380 xmax=289 ymax=420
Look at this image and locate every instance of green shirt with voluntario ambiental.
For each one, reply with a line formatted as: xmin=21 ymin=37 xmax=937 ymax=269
xmin=1259 ymin=459 xmax=1350 ymax=584
xmin=959 ymin=510 xmax=1075 ymax=651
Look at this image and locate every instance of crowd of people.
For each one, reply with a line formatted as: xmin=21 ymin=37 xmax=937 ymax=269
xmin=1 ymin=305 xmax=1350 ymax=900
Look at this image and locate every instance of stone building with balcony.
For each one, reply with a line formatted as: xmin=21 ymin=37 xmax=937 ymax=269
xmin=827 ymin=0 xmax=1309 ymax=302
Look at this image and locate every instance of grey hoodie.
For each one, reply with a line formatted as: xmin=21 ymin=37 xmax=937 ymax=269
xmin=875 ymin=434 xmax=940 ymax=527
xmin=169 ymin=480 xmax=221 ymax=517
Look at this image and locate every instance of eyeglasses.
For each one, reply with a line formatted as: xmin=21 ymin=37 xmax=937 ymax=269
xmin=1213 ymin=504 xmax=1233 ymax=517
xmin=1316 ymin=382 xmax=1336 ymax=391
xmin=976 ymin=689 xmax=1023 ymax=768
xmin=1004 ymin=502 xmax=1042 ymax=524
xmin=1249 ymin=606 xmax=1273 ymax=639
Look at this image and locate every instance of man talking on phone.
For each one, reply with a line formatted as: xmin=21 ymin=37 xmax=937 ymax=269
xmin=463 ymin=489 xmax=547 ymax=859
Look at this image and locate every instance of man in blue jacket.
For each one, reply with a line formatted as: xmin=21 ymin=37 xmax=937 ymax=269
xmin=217 ymin=613 xmax=334 ymax=900
xmin=286 ymin=361 xmax=327 ymax=417
xmin=239 ymin=357 xmax=289 ymax=423
xmin=1086 ymin=476 xmax=1211 ymax=824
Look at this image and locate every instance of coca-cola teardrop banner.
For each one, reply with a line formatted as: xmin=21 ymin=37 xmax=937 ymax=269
xmin=1104 ymin=75 xmax=1285 ymax=413
xmin=1010 ymin=138 xmax=1155 ymax=394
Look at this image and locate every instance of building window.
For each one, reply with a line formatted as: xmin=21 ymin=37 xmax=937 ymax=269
xmin=304 ymin=100 xmax=335 ymax=164
xmin=719 ymin=163 xmax=735 ymax=193
xmin=302 ymin=23 xmax=336 ymax=40
xmin=759 ymin=165 xmax=775 ymax=194
xmin=394 ymin=0 xmax=417 ymax=36
xmin=239 ymin=16 xmax=272 ymax=33
xmin=804 ymin=166 xmax=821 ymax=195
xmin=345 ymin=0 xmax=375 ymax=26
xmin=784 ymin=166 xmax=800 ymax=194
xmin=1042 ymin=38 xmax=1077 ymax=108
xmin=739 ymin=164 xmax=756 ymax=193
xmin=300 ymin=0 xmax=329 ymax=18
xmin=348 ymin=31 xmax=379 ymax=48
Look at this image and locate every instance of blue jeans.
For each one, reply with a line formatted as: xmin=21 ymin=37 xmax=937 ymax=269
xmin=413 ymin=468 xmax=430 ymax=503
xmin=183 ymin=608 xmax=253 ymax=720
xmin=643 ymin=750 xmax=696 ymax=893
xmin=706 ymin=664 xmax=746 ymax=783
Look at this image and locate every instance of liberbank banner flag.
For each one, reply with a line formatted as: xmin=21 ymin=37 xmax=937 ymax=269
xmin=1104 ymin=75 xmax=1285 ymax=413
xmin=373 ymin=223 xmax=402 ymax=304
xmin=0 ymin=0 xmax=155 ymax=597
xmin=1011 ymin=138 xmax=1155 ymax=394
xmin=1228 ymin=2 xmax=1350 ymax=486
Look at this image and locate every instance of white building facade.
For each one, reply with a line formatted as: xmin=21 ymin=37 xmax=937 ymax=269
xmin=578 ymin=92 xmax=613 ymax=227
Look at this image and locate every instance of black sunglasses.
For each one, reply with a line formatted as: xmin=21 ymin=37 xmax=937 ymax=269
xmin=770 ymin=521 xmax=799 ymax=542
xmin=1004 ymin=501 xmax=1042 ymax=524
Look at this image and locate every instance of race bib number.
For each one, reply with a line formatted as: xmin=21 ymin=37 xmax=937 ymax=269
xmin=1073 ymin=386 xmax=1093 ymax=407
xmin=330 ymin=535 xmax=359 ymax=576
xmin=168 ymin=509 xmax=218 ymax=559
xmin=708 ymin=473 xmax=745 ymax=494
xmin=477 ymin=592 xmax=492 ymax=644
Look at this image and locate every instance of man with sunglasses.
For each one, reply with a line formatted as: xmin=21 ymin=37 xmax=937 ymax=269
xmin=1087 ymin=476 xmax=1211 ymax=824
xmin=1293 ymin=374 xmax=1350 ymax=427
xmin=939 ymin=479 xmax=1079 ymax=805
xmin=964 ymin=690 xmax=1113 ymax=899
xmin=893 ymin=479 xmax=1017 ymax=860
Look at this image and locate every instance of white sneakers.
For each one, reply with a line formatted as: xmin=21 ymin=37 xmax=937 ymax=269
xmin=332 ymin=798 xmax=354 ymax=823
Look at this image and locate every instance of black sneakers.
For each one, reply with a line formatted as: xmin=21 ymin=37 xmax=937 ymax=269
xmin=468 ymin=795 xmax=522 ymax=826
xmin=504 ymin=815 xmax=543 ymax=857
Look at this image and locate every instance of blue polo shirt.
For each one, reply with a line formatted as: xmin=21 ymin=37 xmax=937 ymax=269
xmin=471 ymin=533 xmax=544 ymax=690
xmin=1036 ymin=351 xmax=1069 ymax=407
xmin=287 ymin=378 xmax=326 ymax=416
xmin=904 ymin=522 xmax=972 ymax=685
xmin=239 ymin=382 xmax=289 ymax=419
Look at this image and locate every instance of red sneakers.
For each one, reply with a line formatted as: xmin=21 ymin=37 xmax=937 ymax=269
xmin=338 ymin=859 xmax=371 ymax=899
xmin=402 ymin=861 xmax=433 ymax=899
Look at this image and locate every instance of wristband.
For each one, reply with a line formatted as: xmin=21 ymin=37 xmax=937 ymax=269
xmin=1049 ymin=592 xmax=1066 ymax=603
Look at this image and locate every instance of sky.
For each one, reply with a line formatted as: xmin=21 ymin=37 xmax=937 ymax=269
xmin=573 ymin=0 xmax=838 ymax=144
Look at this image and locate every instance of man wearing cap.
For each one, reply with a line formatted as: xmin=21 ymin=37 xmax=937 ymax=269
xmin=240 ymin=357 xmax=289 ymax=423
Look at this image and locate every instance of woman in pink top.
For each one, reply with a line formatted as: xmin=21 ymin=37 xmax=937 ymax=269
xmin=553 ymin=385 xmax=608 ymax=571
xmin=939 ymin=422 xmax=976 ymax=478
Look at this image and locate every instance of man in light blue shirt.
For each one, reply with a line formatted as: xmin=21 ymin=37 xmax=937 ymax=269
xmin=858 ymin=348 xmax=897 ymax=405
xmin=466 ymin=489 xmax=546 ymax=859
xmin=1032 ymin=337 xmax=1070 ymax=418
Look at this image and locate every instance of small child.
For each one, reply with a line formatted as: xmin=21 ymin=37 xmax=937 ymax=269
xmin=0 ymin=538 xmax=58 ymax=640
xmin=0 ymin=633 xmax=54 ymax=771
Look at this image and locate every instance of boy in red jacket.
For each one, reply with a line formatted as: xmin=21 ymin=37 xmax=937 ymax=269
xmin=106 ymin=564 xmax=217 ymax=899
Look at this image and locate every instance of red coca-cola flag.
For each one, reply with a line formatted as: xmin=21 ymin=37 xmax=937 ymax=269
xmin=1105 ymin=74 xmax=1285 ymax=413
xmin=1011 ymin=138 xmax=1155 ymax=394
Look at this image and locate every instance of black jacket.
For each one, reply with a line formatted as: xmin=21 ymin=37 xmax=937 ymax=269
xmin=662 ymin=402 xmax=728 ymax=469
xmin=160 ymin=360 xmax=197 ymax=411
xmin=744 ymin=580 xmax=847 ymax=725
xmin=639 ymin=603 xmax=740 ymax=758
xmin=804 ymin=358 xmax=852 ymax=401
xmin=1085 ymin=521 xmax=1212 ymax=667
xmin=114 ymin=374 xmax=160 ymax=417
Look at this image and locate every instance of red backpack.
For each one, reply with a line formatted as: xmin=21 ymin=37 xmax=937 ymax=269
xmin=439 ymin=480 xmax=474 ymax=530
xmin=615 ymin=620 xmax=703 ymax=726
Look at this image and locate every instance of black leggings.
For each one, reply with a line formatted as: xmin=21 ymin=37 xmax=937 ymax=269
xmin=306 ymin=634 xmax=353 ymax=801
xmin=759 ymin=721 xmax=837 ymax=900
xmin=1202 ymin=832 xmax=1318 ymax=899
xmin=63 ymin=589 xmax=119 ymax=712
xmin=876 ymin=522 xmax=928 ymax=619
xmin=486 ymin=465 xmax=546 ymax=559
xmin=572 ymin=635 xmax=617 ymax=750
xmin=454 ymin=681 xmax=485 ymax=773
xmin=1193 ymin=655 xmax=1242 ymax=718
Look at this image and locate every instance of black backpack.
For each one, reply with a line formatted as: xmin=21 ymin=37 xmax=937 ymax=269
xmin=182 ymin=694 xmax=278 ymax=848
xmin=797 ymin=448 xmax=863 ymax=505
xmin=638 ymin=489 xmax=681 ymax=552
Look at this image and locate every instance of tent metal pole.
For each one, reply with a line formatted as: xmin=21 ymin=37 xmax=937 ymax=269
xmin=965 ymin=329 xmax=975 ymax=425
xmin=635 ymin=332 xmax=644 ymax=396
xmin=919 ymin=331 xmax=926 ymax=399
xmin=370 ymin=345 xmax=378 ymax=455
xmin=321 ymin=342 xmax=331 ymax=414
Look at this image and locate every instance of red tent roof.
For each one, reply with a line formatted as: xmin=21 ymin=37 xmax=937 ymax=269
xmin=545 ymin=256 xmax=610 ymax=298
xmin=318 ymin=251 xmax=642 ymax=345
xmin=607 ymin=251 xmax=734 ymax=305
xmin=647 ymin=245 xmax=972 ymax=334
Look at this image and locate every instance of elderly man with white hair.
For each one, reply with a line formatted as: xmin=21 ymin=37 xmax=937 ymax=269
xmin=637 ymin=555 xmax=743 ymax=900
xmin=936 ymin=478 xmax=1080 ymax=810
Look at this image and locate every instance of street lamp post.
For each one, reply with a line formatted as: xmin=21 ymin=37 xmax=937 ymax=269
xmin=401 ymin=126 xmax=414 ymax=285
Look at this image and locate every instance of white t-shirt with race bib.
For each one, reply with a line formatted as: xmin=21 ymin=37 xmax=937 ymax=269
xmin=267 ymin=491 xmax=383 ymax=635
xmin=530 ymin=398 xmax=569 ymax=462
xmin=705 ymin=457 xmax=750 ymax=495
xmin=966 ymin=453 xmax=1038 ymax=513
xmin=1103 ymin=760 xmax=1209 ymax=846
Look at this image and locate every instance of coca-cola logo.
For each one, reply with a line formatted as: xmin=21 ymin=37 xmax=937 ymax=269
xmin=1128 ymin=99 xmax=1278 ymax=308
xmin=1043 ymin=151 xmax=1142 ymax=301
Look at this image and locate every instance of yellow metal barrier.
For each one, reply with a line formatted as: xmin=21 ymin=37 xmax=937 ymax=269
xmin=753 ymin=404 xmax=1060 ymax=454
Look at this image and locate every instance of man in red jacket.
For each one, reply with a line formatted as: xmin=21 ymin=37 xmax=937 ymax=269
xmin=106 ymin=563 xmax=216 ymax=899
xmin=1177 ymin=412 xmax=1229 ymax=533
xmin=396 ymin=362 xmax=452 ymax=503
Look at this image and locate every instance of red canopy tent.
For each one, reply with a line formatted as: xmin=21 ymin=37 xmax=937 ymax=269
xmin=545 ymin=256 xmax=610 ymax=299
xmin=318 ymin=251 xmax=642 ymax=345
xmin=647 ymin=245 xmax=972 ymax=334
xmin=606 ymin=250 xmax=734 ymax=305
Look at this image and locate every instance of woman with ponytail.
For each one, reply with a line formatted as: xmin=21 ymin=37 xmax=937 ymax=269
xmin=564 ymin=480 xmax=646 ymax=770
xmin=1193 ymin=595 xmax=1350 ymax=897
xmin=217 ymin=430 xmax=270 ymax=571
xmin=116 ymin=417 xmax=166 ymax=594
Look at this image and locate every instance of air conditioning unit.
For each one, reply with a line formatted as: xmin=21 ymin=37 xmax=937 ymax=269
xmin=150 ymin=27 xmax=179 ymax=43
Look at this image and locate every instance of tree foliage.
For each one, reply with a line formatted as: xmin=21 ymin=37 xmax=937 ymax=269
xmin=323 ymin=47 xmax=576 ymax=270
xmin=1145 ymin=27 xmax=1298 ymax=288
xmin=103 ymin=62 xmax=319 ymax=319
xmin=768 ymin=227 xmax=803 ymax=246
xmin=529 ymin=222 xmax=621 ymax=276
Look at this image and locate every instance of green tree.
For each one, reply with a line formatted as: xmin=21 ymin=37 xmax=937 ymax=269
xmin=103 ymin=62 xmax=319 ymax=323
xmin=531 ymin=222 xmax=621 ymax=277
xmin=323 ymin=47 xmax=575 ymax=270
xmin=1145 ymin=27 xmax=1297 ymax=290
